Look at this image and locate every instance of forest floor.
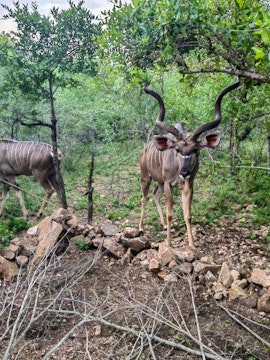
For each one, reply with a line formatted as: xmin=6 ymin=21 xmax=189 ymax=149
xmin=1 ymin=209 xmax=270 ymax=360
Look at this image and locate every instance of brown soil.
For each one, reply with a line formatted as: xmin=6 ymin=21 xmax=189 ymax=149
xmin=1 ymin=214 xmax=270 ymax=360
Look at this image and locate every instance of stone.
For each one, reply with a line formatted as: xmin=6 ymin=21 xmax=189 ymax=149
xmin=229 ymin=285 xmax=247 ymax=301
xmin=10 ymin=237 xmax=21 ymax=246
xmin=122 ymin=227 xmax=141 ymax=238
xmin=30 ymin=216 xmax=64 ymax=264
xmin=233 ymin=279 xmax=248 ymax=289
xmin=27 ymin=225 xmax=39 ymax=237
xmin=100 ymin=221 xmax=120 ymax=236
xmin=231 ymin=270 xmax=240 ymax=282
xmin=157 ymin=269 xmax=170 ymax=280
xmin=239 ymin=295 xmax=258 ymax=308
xmin=250 ymin=268 xmax=270 ymax=288
xmin=173 ymin=246 xmax=195 ymax=263
xmin=120 ymin=248 xmax=133 ymax=265
xmin=164 ymin=273 xmax=178 ymax=282
xmin=102 ymin=237 xmax=126 ymax=259
xmin=0 ymin=249 xmax=16 ymax=260
xmin=121 ymin=236 xmax=150 ymax=252
xmin=193 ymin=262 xmax=221 ymax=275
xmin=0 ymin=255 xmax=19 ymax=280
xmin=51 ymin=208 xmax=72 ymax=223
xmin=16 ymin=255 xmax=29 ymax=267
xmin=158 ymin=242 xmax=174 ymax=267
xmin=6 ymin=243 xmax=20 ymax=254
xmin=205 ymin=270 xmax=216 ymax=283
xmin=66 ymin=215 xmax=79 ymax=227
xmin=218 ymin=262 xmax=233 ymax=288
xmin=176 ymin=262 xmax=193 ymax=275
xmin=257 ymin=288 xmax=270 ymax=313
xmin=212 ymin=281 xmax=228 ymax=299
xmin=149 ymin=258 xmax=161 ymax=272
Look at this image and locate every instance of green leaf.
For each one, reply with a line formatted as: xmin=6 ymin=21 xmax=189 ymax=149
xmin=252 ymin=46 xmax=265 ymax=59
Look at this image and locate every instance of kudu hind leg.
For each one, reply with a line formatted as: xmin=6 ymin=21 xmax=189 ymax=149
xmin=1 ymin=179 xmax=29 ymax=219
xmin=182 ymin=181 xmax=194 ymax=248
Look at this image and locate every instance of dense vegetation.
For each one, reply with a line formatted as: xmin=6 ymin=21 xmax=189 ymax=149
xmin=0 ymin=0 xmax=269 ymax=246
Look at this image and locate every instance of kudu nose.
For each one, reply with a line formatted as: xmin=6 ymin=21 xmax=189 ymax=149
xmin=180 ymin=171 xmax=190 ymax=180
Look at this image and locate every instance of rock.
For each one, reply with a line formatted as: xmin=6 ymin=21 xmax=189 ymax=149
xmin=212 ymin=281 xmax=228 ymax=300
xmin=16 ymin=255 xmax=29 ymax=267
xmin=30 ymin=216 xmax=64 ymax=264
xmin=250 ymin=268 xmax=270 ymax=288
xmin=102 ymin=237 xmax=126 ymax=259
xmin=231 ymin=270 xmax=240 ymax=281
xmin=19 ymin=241 xmax=36 ymax=257
xmin=0 ymin=249 xmax=16 ymax=260
xmin=149 ymin=258 xmax=161 ymax=272
xmin=193 ymin=262 xmax=221 ymax=275
xmin=176 ymin=262 xmax=193 ymax=274
xmin=10 ymin=237 xmax=21 ymax=246
xmin=257 ymin=288 xmax=270 ymax=313
xmin=51 ymin=208 xmax=72 ymax=223
xmin=173 ymin=246 xmax=195 ymax=263
xmin=122 ymin=227 xmax=141 ymax=238
xmin=229 ymin=284 xmax=247 ymax=301
xmin=120 ymin=248 xmax=133 ymax=265
xmin=27 ymin=225 xmax=39 ymax=237
xmin=233 ymin=279 xmax=248 ymax=289
xmin=164 ymin=273 xmax=178 ymax=282
xmin=100 ymin=221 xmax=120 ymax=236
xmin=157 ymin=269 xmax=170 ymax=280
xmin=121 ymin=236 xmax=150 ymax=252
xmin=218 ymin=262 xmax=233 ymax=288
xmin=205 ymin=270 xmax=216 ymax=283
xmin=239 ymin=295 xmax=258 ymax=308
xmin=158 ymin=242 xmax=174 ymax=267
xmin=6 ymin=243 xmax=20 ymax=254
xmin=66 ymin=215 xmax=79 ymax=227
xmin=0 ymin=255 xmax=19 ymax=280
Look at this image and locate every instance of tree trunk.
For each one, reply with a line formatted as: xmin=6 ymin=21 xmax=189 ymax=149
xmin=87 ymin=155 xmax=95 ymax=224
xmin=49 ymin=72 xmax=67 ymax=209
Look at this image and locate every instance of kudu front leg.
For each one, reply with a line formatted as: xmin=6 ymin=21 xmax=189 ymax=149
xmin=153 ymin=184 xmax=166 ymax=229
xmin=13 ymin=182 xmax=29 ymax=219
xmin=0 ymin=181 xmax=10 ymax=217
xmin=164 ymin=183 xmax=173 ymax=247
xmin=139 ymin=176 xmax=151 ymax=235
xmin=182 ymin=181 xmax=194 ymax=248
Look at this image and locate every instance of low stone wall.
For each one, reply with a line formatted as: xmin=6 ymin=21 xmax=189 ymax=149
xmin=1 ymin=208 xmax=270 ymax=313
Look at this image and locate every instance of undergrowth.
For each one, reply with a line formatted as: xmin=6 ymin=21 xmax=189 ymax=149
xmin=0 ymin=139 xmax=269 ymax=247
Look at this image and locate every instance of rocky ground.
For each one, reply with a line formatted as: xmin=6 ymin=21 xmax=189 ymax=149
xmin=0 ymin=209 xmax=270 ymax=360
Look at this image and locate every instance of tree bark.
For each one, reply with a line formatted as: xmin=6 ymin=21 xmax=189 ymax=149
xmin=49 ymin=72 xmax=67 ymax=209
xmin=87 ymin=155 xmax=95 ymax=224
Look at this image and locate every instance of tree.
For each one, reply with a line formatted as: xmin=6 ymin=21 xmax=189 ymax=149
xmin=102 ymin=0 xmax=270 ymax=84
xmin=1 ymin=0 xmax=101 ymax=209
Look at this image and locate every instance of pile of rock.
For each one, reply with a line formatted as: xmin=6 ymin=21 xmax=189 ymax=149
xmin=1 ymin=208 xmax=270 ymax=313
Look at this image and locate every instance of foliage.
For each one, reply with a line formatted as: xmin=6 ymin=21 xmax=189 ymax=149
xmin=102 ymin=0 xmax=270 ymax=84
xmin=0 ymin=217 xmax=28 ymax=248
xmin=1 ymin=0 xmax=101 ymax=100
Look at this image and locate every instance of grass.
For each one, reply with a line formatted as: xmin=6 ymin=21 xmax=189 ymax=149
xmin=0 ymin=139 xmax=269 ymax=247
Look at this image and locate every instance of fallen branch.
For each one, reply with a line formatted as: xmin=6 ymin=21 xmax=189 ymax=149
xmin=219 ymin=305 xmax=270 ymax=348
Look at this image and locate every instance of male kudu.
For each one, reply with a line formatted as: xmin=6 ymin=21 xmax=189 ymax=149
xmin=0 ymin=140 xmax=62 ymax=219
xmin=139 ymin=79 xmax=240 ymax=247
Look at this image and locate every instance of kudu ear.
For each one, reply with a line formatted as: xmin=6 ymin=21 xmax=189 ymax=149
xmin=200 ymin=131 xmax=221 ymax=149
xmin=153 ymin=135 xmax=176 ymax=151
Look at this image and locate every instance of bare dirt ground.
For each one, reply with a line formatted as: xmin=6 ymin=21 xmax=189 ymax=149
xmin=1 ymin=212 xmax=270 ymax=360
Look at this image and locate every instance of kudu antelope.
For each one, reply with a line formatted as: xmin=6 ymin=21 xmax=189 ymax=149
xmin=0 ymin=140 xmax=62 ymax=219
xmin=139 ymin=79 xmax=240 ymax=247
